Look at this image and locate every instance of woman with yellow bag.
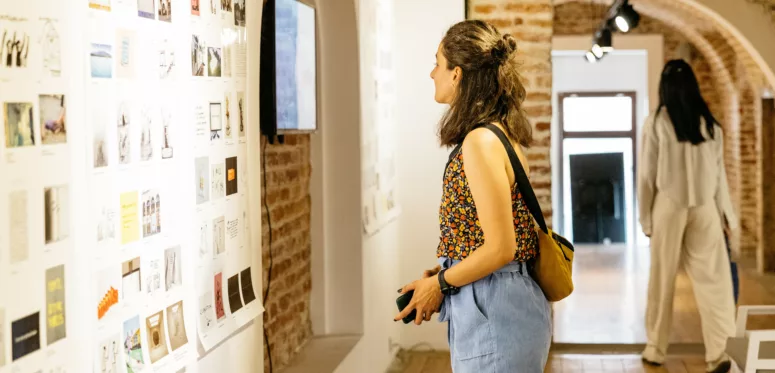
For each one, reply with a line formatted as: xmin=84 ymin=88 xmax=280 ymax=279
xmin=392 ymin=20 xmax=573 ymax=373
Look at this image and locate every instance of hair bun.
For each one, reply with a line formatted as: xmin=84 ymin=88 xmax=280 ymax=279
xmin=491 ymin=34 xmax=517 ymax=63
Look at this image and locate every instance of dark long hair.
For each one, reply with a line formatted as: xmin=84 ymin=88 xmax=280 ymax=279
xmin=438 ymin=20 xmax=532 ymax=147
xmin=656 ymin=59 xmax=719 ymax=144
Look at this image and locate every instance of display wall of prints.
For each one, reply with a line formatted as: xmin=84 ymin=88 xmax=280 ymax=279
xmin=84 ymin=2 xmax=197 ymax=372
xmin=0 ymin=0 xmax=261 ymax=371
xmin=189 ymin=5 xmax=263 ymax=350
xmin=360 ymin=0 xmax=400 ymax=236
xmin=0 ymin=0 xmax=74 ymax=371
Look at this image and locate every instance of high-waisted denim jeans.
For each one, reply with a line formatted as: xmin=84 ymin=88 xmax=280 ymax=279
xmin=438 ymin=257 xmax=552 ymax=373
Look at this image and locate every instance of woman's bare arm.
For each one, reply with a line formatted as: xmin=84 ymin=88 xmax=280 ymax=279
xmin=443 ymin=128 xmax=518 ymax=288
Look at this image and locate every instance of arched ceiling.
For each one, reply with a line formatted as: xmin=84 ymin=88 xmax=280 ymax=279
xmin=553 ymin=0 xmax=774 ymax=90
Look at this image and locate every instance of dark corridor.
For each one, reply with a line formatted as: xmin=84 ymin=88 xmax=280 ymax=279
xmin=570 ymin=152 xmax=626 ymax=244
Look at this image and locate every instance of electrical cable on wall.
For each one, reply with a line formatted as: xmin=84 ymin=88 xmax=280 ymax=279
xmin=262 ymin=136 xmax=274 ymax=373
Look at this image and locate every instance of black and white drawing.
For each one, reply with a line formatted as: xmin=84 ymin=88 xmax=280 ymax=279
xmin=212 ymin=216 xmax=225 ymax=257
xmin=233 ymin=0 xmax=245 ymax=26
xmin=211 ymin=162 xmax=225 ymax=199
xmin=0 ymin=18 xmax=31 ymax=69
xmin=209 ymin=102 xmax=222 ymax=140
xmin=164 ymin=245 xmax=182 ymax=291
xmin=40 ymin=18 xmax=61 ymax=76
xmin=199 ymin=219 xmax=209 ymax=259
xmin=195 ymin=157 xmax=210 ymax=204
xmin=159 ymin=38 xmax=175 ymax=79
xmin=191 ymin=35 xmax=205 ymax=77
xmin=117 ymin=102 xmax=131 ymax=165
xmin=9 ymin=190 xmax=28 ymax=264
xmin=140 ymin=106 xmax=154 ymax=161
xmin=143 ymin=254 xmax=163 ymax=296
xmin=44 ymin=185 xmax=70 ymax=244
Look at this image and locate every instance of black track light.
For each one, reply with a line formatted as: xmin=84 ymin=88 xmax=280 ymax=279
xmin=614 ymin=1 xmax=640 ymax=33
xmin=593 ymin=27 xmax=614 ymax=53
xmin=585 ymin=50 xmax=601 ymax=63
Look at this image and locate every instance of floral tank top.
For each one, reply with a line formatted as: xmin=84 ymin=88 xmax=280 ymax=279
xmin=436 ymin=146 xmax=538 ymax=261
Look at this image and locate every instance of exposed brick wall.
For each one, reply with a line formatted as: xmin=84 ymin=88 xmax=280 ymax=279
xmin=552 ymin=2 xmax=739 ymax=229
xmin=554 ymin=2 xmax=723 ymax=119
xmin=261 ymin=134 xmax=313 ymax=372
xmin=738 ymin=82 xmax=762 ymax=254
xmin=469 ymin=0 xmax=555 ymax=224
xmin=745 ymin=0 xmax=775 ymax=24
xmin=762 ymin=99 xmax=775 ymax=271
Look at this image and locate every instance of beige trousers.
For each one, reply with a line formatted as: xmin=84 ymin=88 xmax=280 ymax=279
xmin=644 ymin=193 xmax=736 ymax=363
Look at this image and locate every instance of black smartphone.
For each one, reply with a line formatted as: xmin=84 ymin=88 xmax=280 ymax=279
xmin=395 ymin=290 xmax=416 ymax=324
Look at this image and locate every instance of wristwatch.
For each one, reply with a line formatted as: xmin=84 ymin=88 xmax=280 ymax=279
xmin=438 ymin=269 xmax=460 ymax=296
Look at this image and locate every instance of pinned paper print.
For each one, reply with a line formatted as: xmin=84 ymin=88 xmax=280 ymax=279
xmin=137 ymin=0 xmax=155 ymax=19
xmin=9 ymin=190 xmax=29 ymax=264
xmin=145 ymin=310 xmax=169 ymax=363
xmin=214 ymin=273 xmax=225 ymax=320
xmin=164 ymin=245 xmax=182 ymax=291
xmin=121 ymin=257 xmax=141 ymax=301
xmin=227 ymin=274 xmax=242 ymax=313
xmin=39 ymin=94 xmax=66 ymax=144
xmin=98 ymin=286 xmax=119 ymax=319
xmin=240 ymin=268 xmax=256 ymax=305
xmin=90 ymin=43 xmax=113 ymax=78
xmin=11 ymin=312 xmax=40 ymax=361
xmin=97 ymin=334 xmax=123 ymax=373
xmin=142 ymin=189 xmax=161 ymax=238
xmin=166 ymin=301 xmax=188 ymax=351
xmin=40 ymin=18 xmax=61 ymax=77
xmin=225 ymin=156 xmax=237 ymax=196
xmin=158 ymin=0 xmax=172 ymax=22
xmin=123 ymin=316 xmax=145 ymax=373
xmin=45 ymin=265 xmax=66 ymax=345
xmin=120 ymin=191 xmax=139 ymax=244
xmin=4 ymin=102 xmax=35 ymax=148
xmin=44 ymin=185 xmax=69 ymax=244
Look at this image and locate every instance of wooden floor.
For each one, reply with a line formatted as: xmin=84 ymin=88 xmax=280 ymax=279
xmin=553 ymin=244 xmax=775 ymax=344
xmin=388 ymin=244 xmax=775 ymax=372
xmin=392 ymin=352 xmax=735 ymax=373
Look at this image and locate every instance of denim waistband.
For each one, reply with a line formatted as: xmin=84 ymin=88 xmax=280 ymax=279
xmin=437 ymin=257 xmax=530 ymax=323
xmin=438 ymin=257 xmax=528 ymax=274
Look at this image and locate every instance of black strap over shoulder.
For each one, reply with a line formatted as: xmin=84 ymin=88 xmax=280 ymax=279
xmin=443 ymin=143 xmax=463 ymax=178
xmin=480 ymin=124 xmax=549 ymax=234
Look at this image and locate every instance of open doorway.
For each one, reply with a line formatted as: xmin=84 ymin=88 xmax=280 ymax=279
xmin=551 ymin=51 xmax=654 ymax=345
xmin=558 ymin=92 xmax=637 ymax=245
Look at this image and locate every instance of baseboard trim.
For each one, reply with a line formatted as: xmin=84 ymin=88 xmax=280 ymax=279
xmin=550 ymin=343 xmax=706 ymax=356
xmin=282 ymin=334 xmax=362 ymax=373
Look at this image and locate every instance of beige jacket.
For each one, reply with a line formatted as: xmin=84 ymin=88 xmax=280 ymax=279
xmin=637 ymin=110 xmax=738 ymax=236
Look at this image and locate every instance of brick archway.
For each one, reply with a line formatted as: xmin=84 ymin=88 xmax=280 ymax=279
xmin=470 ymin=0 xmax=771 ymax=258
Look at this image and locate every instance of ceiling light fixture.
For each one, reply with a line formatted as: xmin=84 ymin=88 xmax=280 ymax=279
xmin=614 ymin=1 xmax=640 ymax=33
xmin=585 ymin=50 xmax=600 ymax=63
xmin=593 ymin=27 xmax=614 ymax=53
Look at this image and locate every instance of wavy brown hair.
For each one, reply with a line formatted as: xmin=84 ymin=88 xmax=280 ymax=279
xmin=438 ymin=20 xmax=532 ymax=148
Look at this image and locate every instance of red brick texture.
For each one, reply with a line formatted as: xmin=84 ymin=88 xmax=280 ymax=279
xmin=261 ymin=134 xmax=313 ymax=372
xmin=469 ymin=0 xmax=555 ymax=223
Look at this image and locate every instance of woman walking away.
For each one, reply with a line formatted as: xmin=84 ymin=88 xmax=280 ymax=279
xmin=393 ymin=20 xmax=551 ymax=372
xmin=638 ymin=59 xmax=737 ymax=373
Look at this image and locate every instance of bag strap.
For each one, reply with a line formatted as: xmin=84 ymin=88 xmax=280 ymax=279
xmin=480 ymin=124 xmax=549 ymax=234
xmin=442 ymin=142 xmax=463 ymax=178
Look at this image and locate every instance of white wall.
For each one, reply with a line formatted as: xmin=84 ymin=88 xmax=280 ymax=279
xmin=392 ymin=0 xmax=464 ymax=351
xmin=336 ymin=1 xmax=466 ymax=371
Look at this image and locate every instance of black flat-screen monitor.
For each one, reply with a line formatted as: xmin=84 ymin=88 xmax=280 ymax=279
xmin=260 ymin=0 xmax=317 ymax=141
